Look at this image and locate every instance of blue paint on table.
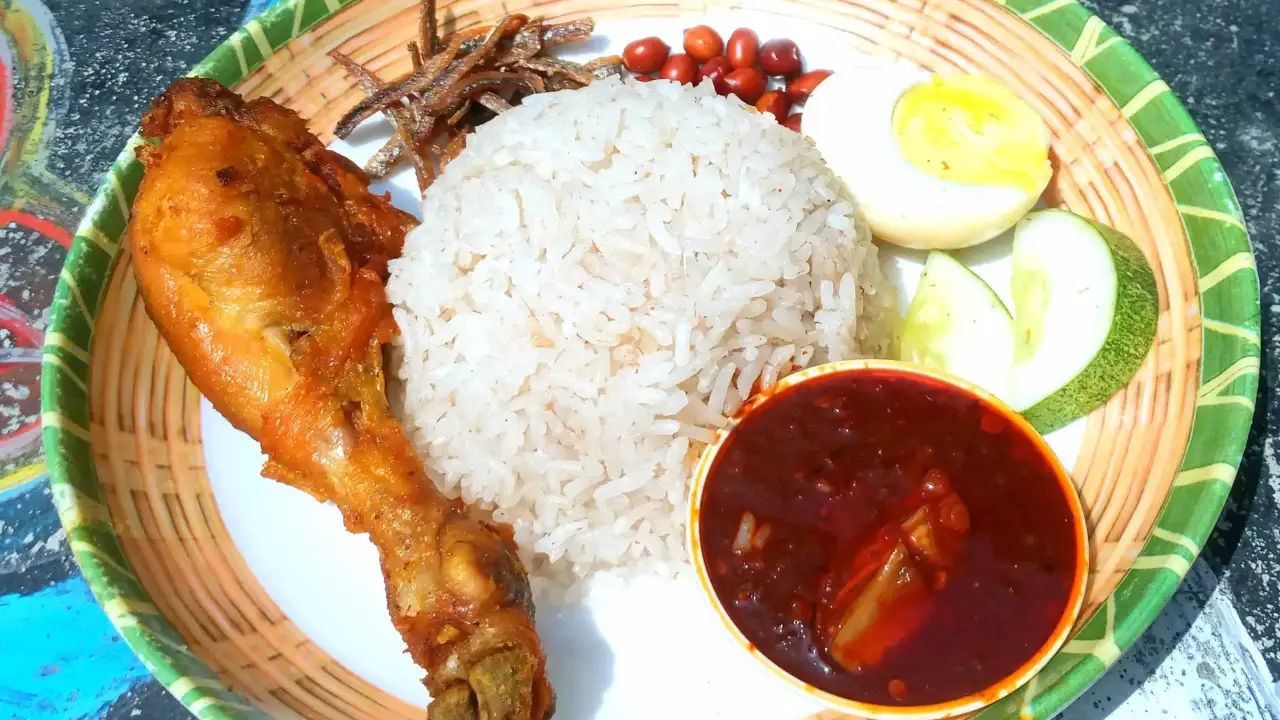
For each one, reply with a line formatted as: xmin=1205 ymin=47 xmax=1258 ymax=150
xmin=0 ymin=0 xmax=252 ymax=712
xmin=0 ymin=477 xmax=168 ymax=718
xmin=244 ymin=0 xmax=276 ymax=21
xmin=0 ymin=578 xmax=149 ymax=720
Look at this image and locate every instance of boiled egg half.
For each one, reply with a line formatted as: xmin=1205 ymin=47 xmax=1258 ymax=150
xmin=804 ymin=68 xmax=1052 ymax=249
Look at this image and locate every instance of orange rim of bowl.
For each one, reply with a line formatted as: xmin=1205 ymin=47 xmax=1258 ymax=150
xmin=685 ymin=359 xmax=1091 ymax=720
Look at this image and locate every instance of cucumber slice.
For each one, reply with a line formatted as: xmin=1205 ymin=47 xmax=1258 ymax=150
xmin=1009 ymin=209 xmax=1158 ymax=433
xmin=899 ymin=251 xmax=1016 ymax=404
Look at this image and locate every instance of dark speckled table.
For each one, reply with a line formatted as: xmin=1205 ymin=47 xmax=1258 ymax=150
xmin=0 ymin=0 xmax=1277 ymax=717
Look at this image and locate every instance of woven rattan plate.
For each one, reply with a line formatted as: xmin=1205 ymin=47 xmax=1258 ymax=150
xmin=42 ymin=0 xmax=1260 ymax=718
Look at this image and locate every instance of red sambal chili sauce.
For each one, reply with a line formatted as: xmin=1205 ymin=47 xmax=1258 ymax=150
xmin=695 ymin=367 xmax=1083 ymax=707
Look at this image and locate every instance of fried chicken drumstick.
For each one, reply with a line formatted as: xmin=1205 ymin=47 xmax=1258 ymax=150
xmin=128 ymin=78 xmax=554 ymax=720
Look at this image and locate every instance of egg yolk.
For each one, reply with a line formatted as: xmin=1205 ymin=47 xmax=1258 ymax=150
xmin=891 ymin=75 xmax=1051 ymax=191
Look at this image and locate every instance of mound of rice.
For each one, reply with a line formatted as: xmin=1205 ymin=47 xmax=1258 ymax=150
xmin=387 ymin=77 xmax=896 ymax=593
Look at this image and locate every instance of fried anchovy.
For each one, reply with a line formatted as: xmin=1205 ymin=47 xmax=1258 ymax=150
xmin=453 ymin=16 xmax=590 ymax=56
xmin=364 ymin=137 xmax=404 ymax=178
xmin=517 ymin=57 xmax=594 ymax=86
xmin=540 ymin=18 xmax=594 ymax=47
xmin=512 ymin=68 xmax=547 ymax=94
xmin=408 ymin=112 xmax=438 ymax=194
xmin=402 ymin=41 xmax=435 ymax=139
xmin=420 ymin=0 xmax=438 ymax=56
xmin=334 ymin=32 xmax=465 ymax=137
xmin=331 ymin=50 xmax=426 ymax=181
xmin=398 ymin=121 xmax=433 ymax=190
xmin=446 ymin=98 xmax=473 ymax=126
xmin=475 ymin=91 xmax=513 ymax=114
xmin=495 ymin=17 xmax=544 ymax=65
xmin=331 ymin=49 xmax=442 ymax=187
xmin=415 ymin=17 xmax=516 ymax=115
xmin=331 ymin=0 xmax=603 ymax=194
xmin=408 ymin=40 xmax=423 ymax=70
xmin=331 ymin=50 xmax=382 ymax=94
xmin=543 ymin=75 xmax=584 ymax=92
xmin=585 ymin=54 xmax=622 ymax=71
xmin=586 ymin=55 xmax=624 ymax=79
xmin=452 ymin=14 xmax=530 ymax=54
xmin=456 ymin=71 xmax=540 ymax=98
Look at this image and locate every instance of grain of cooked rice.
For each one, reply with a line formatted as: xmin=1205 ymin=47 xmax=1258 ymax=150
xmin=386 ymin=76 xmax=897 ymax=596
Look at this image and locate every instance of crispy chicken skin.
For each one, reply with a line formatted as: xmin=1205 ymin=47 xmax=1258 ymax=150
xmin=129 ymin=78 xmax=554 ymax=720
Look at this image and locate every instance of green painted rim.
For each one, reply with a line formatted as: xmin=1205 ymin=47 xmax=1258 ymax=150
xmin=41 ymin=0 xmax=1260 ymax=718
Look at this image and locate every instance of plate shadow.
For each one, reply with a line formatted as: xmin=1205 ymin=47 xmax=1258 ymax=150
xmin=538 ymin=602 xmax=615 ymax=720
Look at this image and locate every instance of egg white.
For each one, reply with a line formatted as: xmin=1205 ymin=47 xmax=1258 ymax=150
xmin=804 ymin=67 xmax=1050 ymax=250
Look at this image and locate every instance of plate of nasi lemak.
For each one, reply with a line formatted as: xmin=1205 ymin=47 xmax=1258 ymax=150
xmin=43 ymin=0 xmax=1258 ymax=718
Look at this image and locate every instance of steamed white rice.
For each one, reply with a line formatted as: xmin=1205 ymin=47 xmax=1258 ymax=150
xmin=387 ymin=77 xmax=896 ymax=593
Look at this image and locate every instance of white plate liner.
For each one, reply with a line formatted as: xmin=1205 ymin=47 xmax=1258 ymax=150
xmin=204 ymin=13 xmax=1086 ymax=719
